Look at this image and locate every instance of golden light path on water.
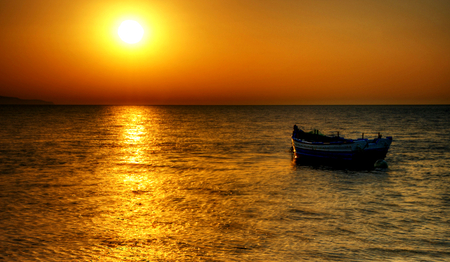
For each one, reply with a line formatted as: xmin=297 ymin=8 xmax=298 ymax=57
xmin=89 ymin=106 xmax=253 ymax=261
xmin=96 ymin=107 xmax=175 ymax=260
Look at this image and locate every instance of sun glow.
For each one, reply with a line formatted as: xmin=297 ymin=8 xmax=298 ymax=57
xmin=118 ymin=20 xmax=144 ymax=44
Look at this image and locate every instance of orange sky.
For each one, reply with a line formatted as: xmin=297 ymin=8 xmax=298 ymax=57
xmin=0 ymin=0 xmax=449 ymax=105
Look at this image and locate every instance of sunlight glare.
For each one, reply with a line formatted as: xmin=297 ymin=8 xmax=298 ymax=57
xmin=118 ymin=20 xmax=144 ymax=44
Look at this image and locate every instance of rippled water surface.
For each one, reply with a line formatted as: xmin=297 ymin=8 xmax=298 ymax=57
xmin=0 ymin=105 xmax=449 ymax=261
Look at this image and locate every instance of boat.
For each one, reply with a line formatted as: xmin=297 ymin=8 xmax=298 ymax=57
xmin=291 ymin=125 xmax=392 ymax=167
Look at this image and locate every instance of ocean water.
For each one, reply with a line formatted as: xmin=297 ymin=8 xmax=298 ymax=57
xmin=0 ymin=105 xmax=449 ymax=261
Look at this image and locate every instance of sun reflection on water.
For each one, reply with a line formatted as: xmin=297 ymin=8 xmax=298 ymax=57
xmin=94 ymin=106 xmax=175 ymax=260
xmin=120 ymin=110 xmax=148 ymax=165
xmin=94 ymin=106 xmax=241 ymax=261
xmin=91 ymin=106 xmax=273 ymax=261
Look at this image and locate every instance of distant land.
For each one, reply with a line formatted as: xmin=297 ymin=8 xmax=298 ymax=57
xmin=0 ymin=96 xmax=54 ymax=105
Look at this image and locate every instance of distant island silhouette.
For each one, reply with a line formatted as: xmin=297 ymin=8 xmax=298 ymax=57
xmin=0 ymin=96 xmax=54 ymax=105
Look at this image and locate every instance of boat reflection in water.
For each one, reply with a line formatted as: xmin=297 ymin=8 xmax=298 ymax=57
xmin=291 ymin=124 xmax=393 ymax=168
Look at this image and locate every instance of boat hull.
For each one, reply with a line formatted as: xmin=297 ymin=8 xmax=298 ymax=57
xmin=291 ymin=136 xmax=392 ymax=166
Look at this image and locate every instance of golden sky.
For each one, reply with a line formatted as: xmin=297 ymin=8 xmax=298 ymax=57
xmin=0 ymin=0 xmax=449 ymax=105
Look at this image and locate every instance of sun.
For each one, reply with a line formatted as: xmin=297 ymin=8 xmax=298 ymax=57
xmin=118 ymin=20 xmax=144 ymax=44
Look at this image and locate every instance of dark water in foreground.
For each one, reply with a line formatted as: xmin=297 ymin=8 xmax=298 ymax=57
xmin=0 ymin=105 xmax=449 ymax=261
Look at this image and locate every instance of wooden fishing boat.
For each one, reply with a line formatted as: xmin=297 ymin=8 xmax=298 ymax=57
xmin=291 ymin=125 xmax=392 ymax=166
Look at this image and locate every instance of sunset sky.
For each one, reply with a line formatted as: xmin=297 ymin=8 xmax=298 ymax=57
xmin=0 ymin=0 xmax=449 ymax=105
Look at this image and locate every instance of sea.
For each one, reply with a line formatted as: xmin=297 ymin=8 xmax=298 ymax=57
xmin=0 ymin=105 xmax=449 ymax=261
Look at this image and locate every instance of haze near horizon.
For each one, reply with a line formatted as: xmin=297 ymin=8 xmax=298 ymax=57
xmin=1 ymin=0 xmax=449 ymax=105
